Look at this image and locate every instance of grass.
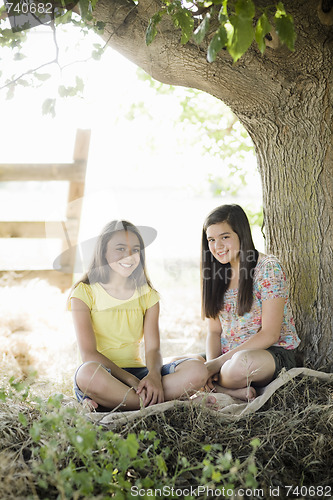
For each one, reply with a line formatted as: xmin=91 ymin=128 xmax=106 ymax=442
xmin=0 ymin=375 xmax=332 ymax=499
xmin=0 ymin=277 xmax=333 ymax=499
xmin=0 ymin=381 xmax=260 ymax=499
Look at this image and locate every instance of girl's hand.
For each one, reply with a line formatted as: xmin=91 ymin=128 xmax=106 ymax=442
xmin=205 ymin=373 xmax=219 ymax=392
xmin=204 ymin=359 xmax=223 ymax=391
xmin=136 ymin=374 xmax=164 ymax=407
xmin=205 ymin=359 xmax=221 ymax=378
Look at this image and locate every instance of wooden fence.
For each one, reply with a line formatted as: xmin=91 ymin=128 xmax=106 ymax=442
xmin=0 ymin=129 xmax=91 ymax=291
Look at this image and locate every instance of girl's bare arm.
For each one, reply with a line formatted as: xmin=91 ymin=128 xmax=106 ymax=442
xmin=206 ymin=317 xmax=223 ymax=361
xmin=70 ymin=297 xmax=141 ymax=389
xmin=137 ymin=302 xmax=164 ymax=406
xmin=206 ymin=297 xmax=285 ymax=375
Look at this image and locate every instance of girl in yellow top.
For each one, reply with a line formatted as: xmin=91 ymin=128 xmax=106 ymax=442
xmin=70 ymin=220 xmax=208 ymax=411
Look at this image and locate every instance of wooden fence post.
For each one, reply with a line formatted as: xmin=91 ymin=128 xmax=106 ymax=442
xmin=0 ymin=129 xmax=91 ymax=291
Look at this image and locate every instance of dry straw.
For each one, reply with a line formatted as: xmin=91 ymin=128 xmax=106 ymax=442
xmin=1 ymin=375 xmax=332 ymax=498
xmin=112 ymin=375 xmax=333 ymax=492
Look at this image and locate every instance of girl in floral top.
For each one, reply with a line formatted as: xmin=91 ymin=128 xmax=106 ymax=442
xmin=201 ymin=204 xmax=300 ymax=401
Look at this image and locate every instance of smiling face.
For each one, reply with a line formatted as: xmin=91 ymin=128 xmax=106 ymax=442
xmin=105 ymin=230 xmax=141 ymax=279
xmin=206 ymin=221 xmax=240 ymax=267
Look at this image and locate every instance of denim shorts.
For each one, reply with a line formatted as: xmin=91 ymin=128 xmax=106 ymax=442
xmin=74 ymin=358 xmax=191 ymax=404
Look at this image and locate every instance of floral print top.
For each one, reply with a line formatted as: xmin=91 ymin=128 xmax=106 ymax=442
xmin=219 ymin=255 xmax=300 ymax=353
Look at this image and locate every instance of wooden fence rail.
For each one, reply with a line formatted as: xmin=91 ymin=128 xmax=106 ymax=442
xmin=0 ymin=129 xmax=91 ymax=291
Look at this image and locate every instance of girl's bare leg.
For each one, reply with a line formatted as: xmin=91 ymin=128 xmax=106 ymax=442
xmin=164 ymin=354 xmax=206 ymax=363
xmin=161 ymin=359 xmax=210 ymax=400
xmin=221 ymin=349 xmax=276 ymax=387
xmin=213 ymin=349 xmax=276 ymax=401
xmin=76 ymin=362 xmax=142 ymax=410
xmin=77 ymin=359 xmax=215 ymax=410
xmin=213 ymin=384 xmax=257 ymax=401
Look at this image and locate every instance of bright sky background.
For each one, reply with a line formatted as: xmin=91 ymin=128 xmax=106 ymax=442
xmin=0 ymin=12 xmax=264 ymax=287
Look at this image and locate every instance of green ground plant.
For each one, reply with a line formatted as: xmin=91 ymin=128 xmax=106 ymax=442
xmin=0 ymin=378 xmax=259 ymax=499
xmin=1 ymin=372 xmax=333 ymax=499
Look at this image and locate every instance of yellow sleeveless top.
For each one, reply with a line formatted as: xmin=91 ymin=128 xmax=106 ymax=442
xmin=69 ymin=282 xmax=159 ymax=368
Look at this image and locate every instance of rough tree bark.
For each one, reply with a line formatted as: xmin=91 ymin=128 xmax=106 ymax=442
xmin=93 ymin=0 xmax=333 ymax=369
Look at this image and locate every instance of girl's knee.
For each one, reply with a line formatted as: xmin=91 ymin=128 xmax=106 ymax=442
xmin=221 ymin=350 xmax=270 ymax=387
xmin=193 ymin=354 xmax=206 ymax=363
xmin=221 ymin=351 xmax=253 ymax=384
xmin=179 ymin=360 xmax=208 ymax=389
xmin=76 ymin=361 xmax=104 ymax=390
xmin=227 ymin=351 xmax=256 ymax=371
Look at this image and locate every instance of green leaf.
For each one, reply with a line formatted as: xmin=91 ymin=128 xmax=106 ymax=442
xmin=275 ymin=8 xmax=296 ymax=51
xmin=46 ymin=393 xmax=64 ymax=408
xmin=42 ymin=98 xmax=56 ymax=118
xmin=228 ymin=0 xmax=255 ymax=62
xmin=193 ymin=13 xmax=210 ymax=45
xmin=276 ymin=1 xmax=286 ymax=15
xmin=94 ymin=21 xmax=105 ymax=33
xmin=212 ymin=469 xmax=222 ymax=481
xmin=6 ymin=85 xmax=15 ymax=100
xmin=207 ymin=25 xmax=228 ymax=62
xmin=247 ymin=463 xmax=258 ymax=475
xmin=58 ymin=77 xmax=84 ymax=98
xmin=156 ymin=454 xmax=167 ymax=475
xmin=146 ymin=11 xmax=163 ymax=45
xmin=79 ymin=0 xmax=90 ymax=19
xmin=228 ymin=16 xmax=254 ymax=61
xmin=13 ymin=52 xmax=26 ymax=60
xmin=58 ymin=85 xmax=68 ymax=97
xmin=219 ymin=0 xmax=228 ymax=17
xmin=172 ymin=8 xmax=194 ymax=44
xmin=76 ymin=76 xmax=84 ymax=93
xmin=235 ymin=0 xmax=255 ymax=18
xmin=255 ymin=13 xmax=271 ymax=54
xmin=250 ymin=437 xmax=261 ymax=449
xmin=30 ymin=421 xmax=41 ymax=442
xmin=55 ymin=9 xmax=73 ymax=24
xmin=218 ymin=8 xmax=228 ymax=24
xmin=125 ymin=433 xmax=140 ymax=458
xmin=34 ymin=73 xmax=51 ymax=81
xmin=17 ymin=78 xmax=29 ymax=87
xmin=92 ymin=50 xmax=101 ymax=60
xmin=18 ymin=412 xmax=28 ymax=426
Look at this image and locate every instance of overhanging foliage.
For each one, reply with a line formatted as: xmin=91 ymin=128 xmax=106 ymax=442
xmin=146 ymin=0 xmax=296 ymax=62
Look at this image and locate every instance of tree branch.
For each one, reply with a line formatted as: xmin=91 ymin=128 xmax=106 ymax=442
xmin=0 ymin=19 xmax=61 ymax=91
xmin=0 ymin=58 xmax=56 ymax=91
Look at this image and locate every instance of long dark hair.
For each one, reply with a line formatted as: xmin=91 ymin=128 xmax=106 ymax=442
xmin=74 ymin=220 xmax=153 ymax=290
xmin=201 ymin=204 xmax=258 ymax=318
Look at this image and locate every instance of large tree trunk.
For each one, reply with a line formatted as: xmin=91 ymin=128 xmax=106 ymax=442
xmin=248 ymin=93 xmax=333 ymax=371
xmin=94 ymin=0 xmax=333 ymax=369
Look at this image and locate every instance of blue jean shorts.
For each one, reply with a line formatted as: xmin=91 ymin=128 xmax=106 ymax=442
xmin=74 ymin=358 xmax=191 ymax=404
